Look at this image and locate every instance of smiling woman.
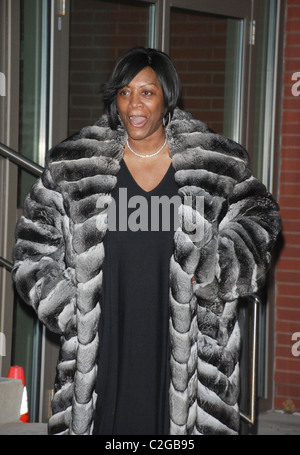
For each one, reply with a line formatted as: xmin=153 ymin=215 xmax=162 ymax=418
xmin=12 ymin=47 xmax=281 ymax=435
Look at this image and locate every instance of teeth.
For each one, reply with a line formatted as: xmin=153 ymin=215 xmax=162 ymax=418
xmin=129 ymin=115 xmax=147 ymax=126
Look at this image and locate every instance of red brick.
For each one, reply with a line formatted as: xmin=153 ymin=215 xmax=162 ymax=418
xmin=284 ymin=59 xmax=300 ymax=72
xmin=281 ymin=135 xmax=300 ymax=147
xmin=280 ymin=234 xmax=300 ymax=248
xmin=68 ymin=108 xmax=92 ymax=119
xmin=277 ymin=282 xmax=300 ymax=295
xmin=277 ymin=259 xmax=300 ymax=272
xmin=187 ymin=60 xmax=225 ymax=72
xmin=279 ymin=233 xmax=300 ymax=250
xmin=286 ymin=32 xmax=300 ymax=45
xmin=180 ymin=73 xmax=212 ymax=85
xmin=276 ymin=345 xmax=300 ymax=358
xmin=280 ymin=185 xmax=300 ymax=197
xmin=212 ymin=99 xmax=225 ymax=110
xmin=276 ymin=319 xmax=300 ymax=334
xmin=276 ymin=384 xmax=300 ymax=399
xmin=286 ymin=18 xmax=300 ymax=31
xmin=279 ymin=196 xmax=300 ymax=209
xmin=287 ymin=6 xmax=300 ymax=18
xmin=277 ymin=308 xmax=300 ymax=322
xmin=285 ymin=48 xmax=300 ymax=61
xmin=280 ymin=183 xmax=300 ymax=195
xmin=283 ymin=82 xmax=300 ymax=97
xmin=70 ymin=12 xmax=95 ymax=23
xmin=276 ymin=358 xmax=300 ymax=373
xmin=276 ymin=270 xmax=300 ymax=283
xmin=280 ymin=145 xmax=300 ymax=157
xmin=69 ymin=84 xmax=95 ymax=96
xmin=277 ymin=330 xmax=300 ymax=345
xmin=282 ymin=109 xmax=300 ymax=123
xmin=279 ymin=207 xmax=300 ymax=220
xmin=284 ymin=91 xmax=300 ymax=103
xmin=280 ymin=242 xmax=300 ymax=254
xmin=281 ymin=220 xmax=300 ymax=233
xmin=274 ymin=371 xmax=300 ymax=385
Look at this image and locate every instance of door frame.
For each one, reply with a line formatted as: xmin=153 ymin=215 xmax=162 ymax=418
xmin=0 ymin=0 xmax=20 ymax=378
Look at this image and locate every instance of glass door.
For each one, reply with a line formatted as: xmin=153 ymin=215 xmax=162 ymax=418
xmin=164 ymin=1 xmax=251 ymax=431
xmin=11 ymin=0 xmax=51 ymax=423
xmin=169 ymin=8 xmax=244 ymax=141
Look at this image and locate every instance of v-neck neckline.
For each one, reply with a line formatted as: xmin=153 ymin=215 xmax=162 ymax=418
xmin=121 ymin=159 xmax=173 ymax=195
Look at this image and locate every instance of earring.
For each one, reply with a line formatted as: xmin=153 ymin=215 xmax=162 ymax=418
xmin=163 ymin=112 xmax=171 ymax=127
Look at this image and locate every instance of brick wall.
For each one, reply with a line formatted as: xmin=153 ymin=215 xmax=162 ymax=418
xmin=170 ymin=9 xmax=227 ymax=134
xmin=275 ymin=0 xmax=300 ymax=412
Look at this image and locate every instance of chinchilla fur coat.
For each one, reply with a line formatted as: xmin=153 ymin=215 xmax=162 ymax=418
xmin=12 ymin=108 xmax=281 ymax=435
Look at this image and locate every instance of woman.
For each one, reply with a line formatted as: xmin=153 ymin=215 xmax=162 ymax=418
xmin=12 ymin=47 xmax=281 ymax=435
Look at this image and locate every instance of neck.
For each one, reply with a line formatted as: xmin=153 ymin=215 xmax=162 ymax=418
xmin=127 ymin=129 xmax=166 ymax=157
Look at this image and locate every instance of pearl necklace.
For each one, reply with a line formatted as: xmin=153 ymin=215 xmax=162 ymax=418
xmin=126 ymin=137 xmax=167 ymax=158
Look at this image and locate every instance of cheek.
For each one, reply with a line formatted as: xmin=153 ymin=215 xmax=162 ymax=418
xmin=116 ymin=98 xmax=127 ymax=116
xmin=147 ymin=99 xmax=165 ymax=117
xmin=156 ymin=97 xmax=166 ymax=116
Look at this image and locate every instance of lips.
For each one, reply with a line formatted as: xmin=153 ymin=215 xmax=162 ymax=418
xmin=129 ymin=115 xmax=148 ymax=128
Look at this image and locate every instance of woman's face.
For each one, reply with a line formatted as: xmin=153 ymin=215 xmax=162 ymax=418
xmin=116 ymin=66 xmax=166 ymax=143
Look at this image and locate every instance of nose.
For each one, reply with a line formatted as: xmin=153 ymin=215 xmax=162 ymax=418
xmin=128 ymin=91 xmax=143 ymax=108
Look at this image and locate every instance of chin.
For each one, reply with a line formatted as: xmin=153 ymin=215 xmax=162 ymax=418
xmin=127 ymin=130 xmax=149 ymax=141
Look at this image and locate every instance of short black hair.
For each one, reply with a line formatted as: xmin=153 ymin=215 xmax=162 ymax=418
xmin=102 ymin=47 xmax=181 ymax=129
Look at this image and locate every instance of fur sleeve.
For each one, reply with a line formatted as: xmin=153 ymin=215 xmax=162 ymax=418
xmin=172 ymin=126 xmax=282 ymax=302
xmin=189 ymin=135 xmax=282 ymax=302
xmin=216 ymin=176 xmax=281 ymax=301
xmin=12 ymin=170 xmax=76 ymax=334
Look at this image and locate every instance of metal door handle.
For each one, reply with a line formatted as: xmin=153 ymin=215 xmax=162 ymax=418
xmin=240 ymin=293 xmax=260 ymax=425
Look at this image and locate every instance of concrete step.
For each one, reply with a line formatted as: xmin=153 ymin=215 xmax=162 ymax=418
xmin=0 ymin=422 xmax=47 ymax=435
xmin=257 ymin=411 xmax=300 ymax=435
xmin=0 ymin=377 xmax=23 ymax=425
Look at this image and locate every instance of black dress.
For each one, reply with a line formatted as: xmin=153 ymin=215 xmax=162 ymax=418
xmin=93 ymin=158 xmax=179 ymax=435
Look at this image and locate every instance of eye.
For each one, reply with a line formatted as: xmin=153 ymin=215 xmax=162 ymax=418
xmin=143 ymin=90 xmax=153 ymax=96
xmin=118 ymin=88 xmax=130 ymax=96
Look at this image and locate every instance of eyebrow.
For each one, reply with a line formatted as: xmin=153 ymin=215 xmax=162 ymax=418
xmin=124 ymin=81 xmax=158 ymax=88
xmin=140 ymin=82 xmax=157 ymax=86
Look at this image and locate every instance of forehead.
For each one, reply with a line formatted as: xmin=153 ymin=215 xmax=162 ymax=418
xmin=127 ymin=66 xmax=161 ymax=87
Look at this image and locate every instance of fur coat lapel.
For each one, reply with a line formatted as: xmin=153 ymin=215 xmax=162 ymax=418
xmin=12 ymin=108 xmax=281 ymax=435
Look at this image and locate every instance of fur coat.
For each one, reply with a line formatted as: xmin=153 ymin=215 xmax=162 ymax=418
xmin=12 ymin=108 xmax=281 ymax=435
